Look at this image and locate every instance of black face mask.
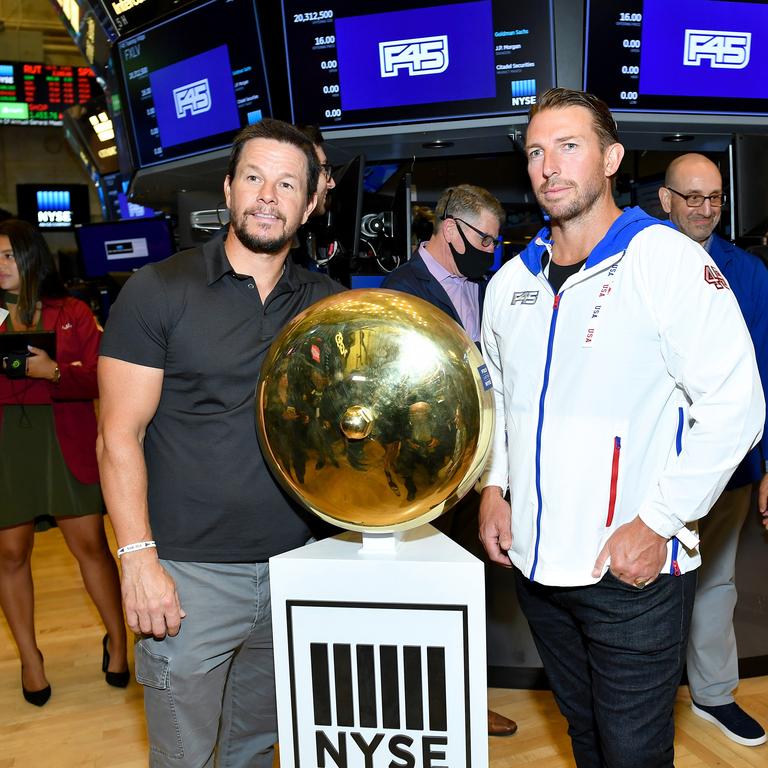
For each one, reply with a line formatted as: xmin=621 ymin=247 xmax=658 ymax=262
xmin=449 ymin=224 xmax=494 ymax=279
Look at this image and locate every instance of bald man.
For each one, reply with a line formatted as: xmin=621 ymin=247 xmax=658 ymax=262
xmin=660 ymin=153 xmax=768 ymax=747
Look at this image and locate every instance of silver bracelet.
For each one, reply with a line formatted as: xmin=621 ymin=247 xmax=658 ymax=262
xmin=117 ymin=540 xmax=157 ymax=558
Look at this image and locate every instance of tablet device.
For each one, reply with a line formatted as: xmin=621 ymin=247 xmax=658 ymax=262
xmin=0 ymin=331 xmax=57 ymax=359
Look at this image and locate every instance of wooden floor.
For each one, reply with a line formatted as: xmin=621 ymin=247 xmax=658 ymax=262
xmin=1 ymin=524 xmax=766 ymax=767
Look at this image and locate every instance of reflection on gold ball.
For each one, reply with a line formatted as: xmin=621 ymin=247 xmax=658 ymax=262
xmin=256 ymin=289 xmax=494 ymax=532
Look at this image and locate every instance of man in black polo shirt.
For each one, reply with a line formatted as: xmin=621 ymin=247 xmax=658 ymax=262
xmin=97 ymin=119 xmax=342 ymax=767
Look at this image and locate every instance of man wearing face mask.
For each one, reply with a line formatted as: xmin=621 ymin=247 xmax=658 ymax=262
xmin=381 ymin=184 xmax=503 ymax=345
xmin=381 ymin=184 xmax=517 ymax=739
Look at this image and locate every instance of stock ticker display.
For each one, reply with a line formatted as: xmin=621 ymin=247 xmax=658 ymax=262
xmin=0 ymin=61 xmax=98 ymax=126
xmin=281 ymin=0 xmax=555 ymax=131
xmin=585 ymin=0 xmax=768 ymax=114
xmin=116 ymin=0 xmax=271 ymax=168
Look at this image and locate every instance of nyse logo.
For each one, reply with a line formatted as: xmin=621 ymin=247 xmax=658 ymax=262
xmin=172 ymin=78 xmax=212 ymax=118
xmin=511 ymin=79 xmax=536 ymax=107
xmin=379 ymin=35 xmax=449 ymax=78
xmin=311 ymin=642 xmax=449 ymax=768
xmin=287 ymin=601 xmax=471 ymax=767
xmin=683 ymin=29 xmax=751 ymax=70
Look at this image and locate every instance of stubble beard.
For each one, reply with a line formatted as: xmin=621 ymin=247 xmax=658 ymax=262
xmin=232 ymin=210 xmax=299 ymax=255
xmin=537 ymin=173 xmax=606 ymax=226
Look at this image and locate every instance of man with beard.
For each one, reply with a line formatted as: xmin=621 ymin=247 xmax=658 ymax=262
xmin=659 ymin=153 xmax=767 ymax=746
xmin=96 ymin=119 xmax=342 ymax=767
xmin=381 ymin=184 xmax=519 ymax=738
xmin=478 ymin=89 xmax=764 ymax=768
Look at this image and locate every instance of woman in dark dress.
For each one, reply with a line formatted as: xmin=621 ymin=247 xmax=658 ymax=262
xmin=0 ymin=219 xmax=128 ymax=705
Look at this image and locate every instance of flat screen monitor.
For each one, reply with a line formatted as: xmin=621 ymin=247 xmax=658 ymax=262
xmin=390 ymin=171 xmax=413 ymax=264
xmin=281 ymin=0 xmax=555 ymax=131
xmin=0 ymin=60 xmax=99 ymax=127
xmin=98 ymin=172 xmax=160 ymax=220
xmin=585 ymin=0 xmax=768 ymax=115
xmin=16 ymin=184 xmax=91 ymax=231
xmin=98 ymin=172 xmax=127 ymax=220
xmin=363 ymin=163 xmax=399 ymax=194
xmin=115 ymin=0 xmax=271 ymax=169
xmin=75 ymin=217 xmax=175 ymax=277
xmin=329 ymin=154 xmax=364 ymax=258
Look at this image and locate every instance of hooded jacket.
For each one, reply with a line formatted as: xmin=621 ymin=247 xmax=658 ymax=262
xmin=480 ymin=207 xmax=764 ymax=586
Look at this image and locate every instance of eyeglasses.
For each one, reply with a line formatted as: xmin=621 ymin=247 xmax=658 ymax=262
xmin=665 ymin=187 xmax=727 ymax=208
xmin=319 ymin=163 xmax=333 ymax=181
xmin=444 ymin=215 xmax=502 ymax=249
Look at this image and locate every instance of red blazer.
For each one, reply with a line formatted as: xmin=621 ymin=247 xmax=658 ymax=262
xmin=0 ymin=296 xmax=101 ymax=484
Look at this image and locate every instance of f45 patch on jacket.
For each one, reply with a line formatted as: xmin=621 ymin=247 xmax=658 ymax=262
xmin=511 ymin=290 xmax=539 ymax=305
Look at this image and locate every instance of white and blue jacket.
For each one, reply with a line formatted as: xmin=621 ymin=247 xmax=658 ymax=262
xmin=481 ymin=207 xmax=764 ymax=587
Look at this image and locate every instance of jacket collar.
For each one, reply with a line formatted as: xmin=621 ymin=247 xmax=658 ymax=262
xmin=519 ymin=206 xmax=661 ymax=277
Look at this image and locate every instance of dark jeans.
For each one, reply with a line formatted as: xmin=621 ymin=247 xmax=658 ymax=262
xmin=515 ymin=568 xmax=696 ymax=768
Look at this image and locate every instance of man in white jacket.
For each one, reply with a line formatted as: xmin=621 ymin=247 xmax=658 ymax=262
xmin=478 ymin=88 xmax=764 ymax=768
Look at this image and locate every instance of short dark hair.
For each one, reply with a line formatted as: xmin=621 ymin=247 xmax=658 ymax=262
xmin=296 ymin=124 xmax=324 ymax=147
xmin=529 ymin=88 xmax=619 ymax=150
xmin=0 ymin=218 xmax=67 ymax=325
xmin=226 ymin=118 xmax=320 ymax=203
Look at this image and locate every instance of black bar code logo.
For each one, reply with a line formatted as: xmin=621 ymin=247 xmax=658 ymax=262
xmin=286 ymin=600 xmax=471 ymax=768
xmin=310 ymin=643 xmax=447 ymax=732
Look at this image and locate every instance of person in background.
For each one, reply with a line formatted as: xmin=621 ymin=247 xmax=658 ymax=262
xmin=659 ymin=153 xmax=768 ymax=746
xmin=382 ymin=184 xmax=519 ymax=738
xmin=296 ymin=125 xmax=336 ymax=218
xmin=479 ymin=88 xmax=763 ymax=767
xmin=0 ymin=219 xmax=128 ymax=707
xmin=97 ymin=119 xmax=342 ymax=767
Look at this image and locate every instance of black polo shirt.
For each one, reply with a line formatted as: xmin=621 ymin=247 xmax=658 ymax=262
xmin=100 ymin=228 xmax=344 ymax=562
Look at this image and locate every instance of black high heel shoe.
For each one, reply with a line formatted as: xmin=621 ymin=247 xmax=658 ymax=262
xmin=102 ymin=633 xmax=130 ymax=688
xmin=22 ymin=654 xmax=51 ymax=707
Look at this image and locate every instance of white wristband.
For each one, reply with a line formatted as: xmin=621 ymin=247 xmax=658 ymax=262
xmin=117 ymin=540 xmax=157 ymax=558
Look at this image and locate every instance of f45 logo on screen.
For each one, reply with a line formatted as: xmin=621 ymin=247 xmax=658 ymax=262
xmin=173 ymin=78 xmax=212 ymax=119
xmin=379 ymin=35 xmax=449 ymax=78
xmin=683 ymin=29 xmax=751 ymax=70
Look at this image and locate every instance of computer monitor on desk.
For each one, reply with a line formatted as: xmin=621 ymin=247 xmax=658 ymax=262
xmin=75 ymin=217 xmax=175 ymax=279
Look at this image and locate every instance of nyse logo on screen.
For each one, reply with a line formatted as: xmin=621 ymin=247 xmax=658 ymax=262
xmin=379 ymin=35 xmax=449 ymax=78
xmin=172 ymin=78 xmax=212 ymax=119
xmin=683 ymin=29 xmax=751 ymax=70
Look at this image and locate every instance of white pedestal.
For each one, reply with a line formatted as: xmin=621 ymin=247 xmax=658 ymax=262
xmin=270 ymin=524 xmax=488 ymax=768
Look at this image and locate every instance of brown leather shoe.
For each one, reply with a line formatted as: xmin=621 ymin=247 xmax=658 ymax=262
xmin=488 ymin=708 xmax=518 ymax=736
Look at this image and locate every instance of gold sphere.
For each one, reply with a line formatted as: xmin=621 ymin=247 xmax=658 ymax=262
xmin=340 ymin=405 xmax=374 ymax=440
xmin=256 ymin=288 xmax=494 ymax=532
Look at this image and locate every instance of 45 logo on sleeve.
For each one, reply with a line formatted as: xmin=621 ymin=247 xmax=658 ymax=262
xmin=704 ymin=264 xmax=730 ymax=290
